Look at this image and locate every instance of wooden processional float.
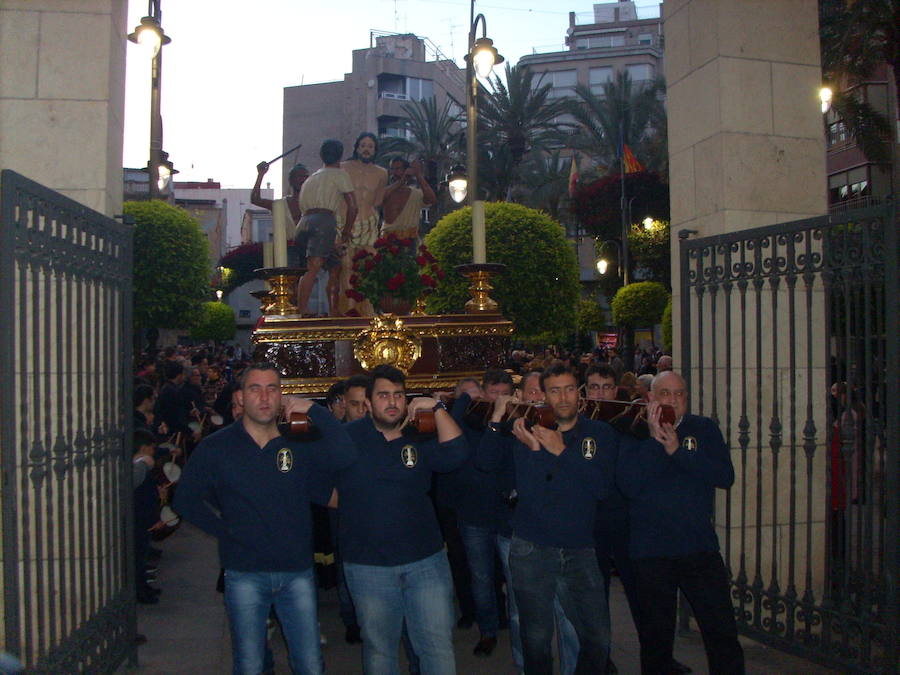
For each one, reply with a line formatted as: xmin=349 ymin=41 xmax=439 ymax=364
xmin=251 ymin=263 xmax=512 ymax=397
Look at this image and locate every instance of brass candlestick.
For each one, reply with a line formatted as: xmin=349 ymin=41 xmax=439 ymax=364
xmin=256 ymin=267 xmax=303 ymax=316
xmin=456 ymin=263 xmax=506 ymax=313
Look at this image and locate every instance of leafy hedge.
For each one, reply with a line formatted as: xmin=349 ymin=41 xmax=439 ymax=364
xmin=191 ymin=301 xmax=236 ymax=343
xmin=424 ymin=202 xmax=579 ymax=340
xmin=125 ymin=200 xmax=210 ymax=330
xmin=611 ymin=281 xmax=670 ymax=327
xmin=661 ymin=295 xmax=673 ymax=352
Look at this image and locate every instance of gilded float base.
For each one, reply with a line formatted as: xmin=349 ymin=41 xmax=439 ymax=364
xmin=253 ymin=311 xmax=513 ymax=396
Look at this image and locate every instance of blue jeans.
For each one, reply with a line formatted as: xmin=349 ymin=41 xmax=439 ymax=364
xmin=496 ymin=535 xmax=523 ymax=669
xmin=509 ymin=536 xmax=610 ymax=674
xmin=459 ymin=523 xmax=500 ymax=637
xmin=555 ymin=595 xmax=580 ymax=675
xmin=224 ymin=568 xmax=322 ymax=675
xmin=344 ymin=551 xmax=456 ymax=675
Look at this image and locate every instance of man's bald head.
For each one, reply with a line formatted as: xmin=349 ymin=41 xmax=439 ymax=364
xmin=657 ymin=355 xmax=673 ymax=372
xmin=650 ymin=370 xmax=688 ymax=419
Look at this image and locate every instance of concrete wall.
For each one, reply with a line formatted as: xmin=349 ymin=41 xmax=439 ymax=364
xmin=0 ymin=0 xmax=127 ymax=216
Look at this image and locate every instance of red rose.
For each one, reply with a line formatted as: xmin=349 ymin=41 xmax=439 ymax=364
xmin=421 ymin=274 xmax=436 ymax=288
xmin=400 ymin=238 xmax=414 ymax=248
xmin=416 ymin=255 xmax=428 ymax=266
xmin=374 ymin=253 xmax=382 ymax=262
xmin=352 ymin=249 xmax=369 ymax=262
xmin=389 ymin=246 xmax=400 ymax=256
xmin=374 ymin=237 xmax=388 ymax=248
xmin=345 ymin=289 xmax=365 ymax=301
xmin=386 ymin=273 xmax=406 ymax=291
xmin=364 ymin=258 xmax=375 ymax=271
xmin=349 ymin=274 xmax=359 ymax=286
xmin=437 ymin=269 xmax=446 ymax=280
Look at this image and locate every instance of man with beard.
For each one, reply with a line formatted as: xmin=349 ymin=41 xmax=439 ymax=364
xmin=328 ymin=365 xmax=467 ymax=675
xmin=338 ymin=132 xmax=387 ymax=315
xmin=619 ymin=371 xmax=743 ymax=674
xmin=381 ymin=158 xmax=436 ymax=241
xmin=502 ymin=364 xmax=616 ymax=673
xmin=174 ymin=363 xmax=357 ymax=675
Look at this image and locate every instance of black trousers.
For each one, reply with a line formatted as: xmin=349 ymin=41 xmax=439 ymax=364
xmin=633 ymin=552 xmax=744 ymax=675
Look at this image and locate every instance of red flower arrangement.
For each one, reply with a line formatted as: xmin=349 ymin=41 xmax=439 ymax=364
xmin=346 ymin=233 xmax=444 ymax=313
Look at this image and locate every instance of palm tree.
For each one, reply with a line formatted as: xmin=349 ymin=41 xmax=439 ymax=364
xmin=567 ymin=70 xmax=667 ymax=177
xmin=819 ymin=0 xmax=896 ymax=164
xmin=478 ymin=63 xmax=575 ymax=197
xmin=514 ymin=149 xmax=571 ymax=220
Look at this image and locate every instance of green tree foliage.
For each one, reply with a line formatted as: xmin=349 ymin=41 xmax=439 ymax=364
xmin=515 ymin=150 xmax=571 ymax=220
xmin=125 ymin=200 xmax=210 ymax=330
xmin=577 ymin=297 xmax=606 ymax=334
xmin=568 ymin=70 xmax=668 ymax=177
xmin=629 ymin=221 xmax=671 ymax=289
xmin=191 ymin=301 xmax=236 ymax=343
xmin=819 ymin=0 xmax=897 ymax=164
xmin=611 ymin=281 xmax=670 ymax=327
xmin=479 ymin=64 xmax=575 ymax=198
xmin=424 ymin=202 xmax=579 ymax=340
xmin=661 ymin=295 xmax=673 ymax=353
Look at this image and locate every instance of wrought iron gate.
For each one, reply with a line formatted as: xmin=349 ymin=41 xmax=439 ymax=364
xmin=0 ymin=170 xmax=135 ymax=672
xmin=679 ymin=203 xmax=898 ymax=674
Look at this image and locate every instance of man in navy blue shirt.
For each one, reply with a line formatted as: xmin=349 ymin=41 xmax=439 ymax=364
xmin=173 ymin=362 xmax=357 ymax=675
xmin=505 ymin=363 xmax=616 ymax=673
xmin=446 ymin=369 xmax=514 ymax=658
xmin=619 ymin=370 xmax=744 ymax=674
xmin=331 ymin=365 xmax=467 ymax=675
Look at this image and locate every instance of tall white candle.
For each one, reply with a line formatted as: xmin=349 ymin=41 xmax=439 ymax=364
xmin=472 ymin=200 xmax=486 ymax=264
xmin=272 ymin=200 xmax=289 ymax=267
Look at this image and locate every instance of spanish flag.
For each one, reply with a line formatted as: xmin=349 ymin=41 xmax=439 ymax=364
xmin=623 ymin=144 xmax=644 ymax=174
xmin=568 ymin=154 xmax=580 ymax=197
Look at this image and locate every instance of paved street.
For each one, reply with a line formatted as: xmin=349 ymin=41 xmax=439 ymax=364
xmin=126 ymin=523 xmax=839 ymax=674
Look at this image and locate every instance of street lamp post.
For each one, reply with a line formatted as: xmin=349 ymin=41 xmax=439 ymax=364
xmin=465 ymin=0 xmax=503 ymax=264
xmin=128 ymin=1 xmax=172 ymax=200
xmin=595 ymin=239 xmax=623 ymax=278
xmin=455 ymin=0 xmax=506 ymax=314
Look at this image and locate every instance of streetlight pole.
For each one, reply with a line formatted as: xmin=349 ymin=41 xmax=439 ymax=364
xmin=465 ymin=0 xmax=502 ymax=264
xmin=129 ymin=0 xmax=171 ymax=200
xmin=455 ymin=1 xmax=506 ymax=314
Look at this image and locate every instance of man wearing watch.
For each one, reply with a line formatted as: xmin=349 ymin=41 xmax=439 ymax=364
xmin=495 ymin=363 xmax=617 ymax=673
xmin=326 ymin=364 xmax=467 ymax=675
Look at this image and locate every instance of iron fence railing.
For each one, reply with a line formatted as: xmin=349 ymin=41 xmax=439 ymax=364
xmin=0 ymin=170 xmax=135 ymax=672
xmin=679 ymin=203 xmax=898 ymax=674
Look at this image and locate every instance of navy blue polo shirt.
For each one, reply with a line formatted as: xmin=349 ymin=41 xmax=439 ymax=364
xmin=335 ymin=416 xmax=468 ymax=566
xmin=509 ymin=415 xmax=616 ymax=548
xmin=173 ymin=404 xmax=356 ymax=572
xmin=474 ymin=427 xmax=518 ymax=537
xmin=617 ymin=413 xmax=735 ymax=559
xmin=442 ymin=393 xmax=503 ymax=529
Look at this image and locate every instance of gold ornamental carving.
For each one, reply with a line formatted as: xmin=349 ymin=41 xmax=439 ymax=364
xmin=353 ymin=315 xmax=422 ymax=373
